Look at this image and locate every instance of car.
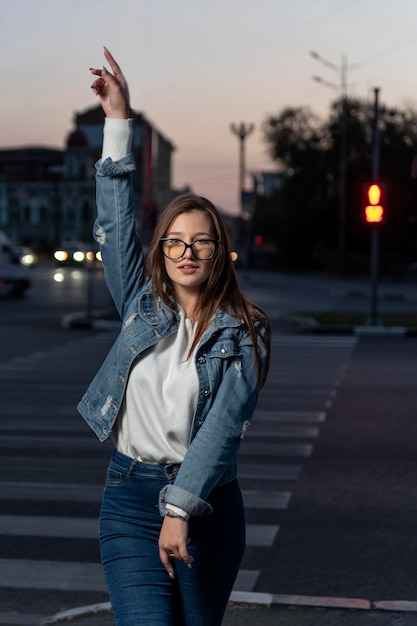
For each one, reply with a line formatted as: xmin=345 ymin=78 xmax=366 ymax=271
xmin=14 ymin=245 xmax=38 ymax=267
xmin=0 ymin=232 xmax=31 ymax=297
xmin=53 ymin=241 xmax=101 ymax=266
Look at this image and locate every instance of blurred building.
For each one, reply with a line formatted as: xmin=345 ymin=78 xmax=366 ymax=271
xmin=0 ymin=106 xmax=174 ymax=251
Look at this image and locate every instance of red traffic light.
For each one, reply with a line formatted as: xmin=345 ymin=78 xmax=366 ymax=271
xmin=363 ymin=182 xmax=386 ymax=223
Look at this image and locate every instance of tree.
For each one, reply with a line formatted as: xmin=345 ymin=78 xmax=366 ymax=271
xmin=256 ymin=98 xmax=417 ymax=274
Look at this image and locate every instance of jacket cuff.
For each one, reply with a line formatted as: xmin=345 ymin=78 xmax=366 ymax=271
xmin=95 ymin=153 xmax=136 ymax=176
xmin=159 ymin=484 xmax=213 ymax=517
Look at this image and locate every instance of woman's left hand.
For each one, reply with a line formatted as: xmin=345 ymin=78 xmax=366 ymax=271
xmin=158 ymin=517 xmax=193 ymax=578
xmin=90 ymin=47 xmax=130 ymax=119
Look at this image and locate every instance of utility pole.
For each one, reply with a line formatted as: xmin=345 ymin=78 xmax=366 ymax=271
xmin=311 ymin=52 xmax=357 ymax=258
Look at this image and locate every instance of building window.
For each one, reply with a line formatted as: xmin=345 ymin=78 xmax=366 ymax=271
xmin=82 ymin=200 xmax=90 ymax=223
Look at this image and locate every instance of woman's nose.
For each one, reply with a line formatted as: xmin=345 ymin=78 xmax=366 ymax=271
xmin=182 ymin=244 xmax=195 ymax=259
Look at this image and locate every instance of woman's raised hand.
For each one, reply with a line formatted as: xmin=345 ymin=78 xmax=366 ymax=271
xmin=90 ymin=47 xmax=130 ymax=119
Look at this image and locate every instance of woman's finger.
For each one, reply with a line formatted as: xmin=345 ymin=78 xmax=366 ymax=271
xmin=103 ymin=47 xmax=126 ymax=85
xmin=159 ymin=547 xmax=175 ymax=579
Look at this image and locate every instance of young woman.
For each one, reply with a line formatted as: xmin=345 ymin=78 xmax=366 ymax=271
xmin=78 ymin=48 xmax=271 ymax=626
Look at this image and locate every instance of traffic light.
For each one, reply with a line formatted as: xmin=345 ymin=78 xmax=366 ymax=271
xmin=363 ymin=182 xmax=386 ymax=224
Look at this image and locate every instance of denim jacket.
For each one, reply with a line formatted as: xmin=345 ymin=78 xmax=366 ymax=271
xmin=77 ymin=154 xmax=268 ymax=517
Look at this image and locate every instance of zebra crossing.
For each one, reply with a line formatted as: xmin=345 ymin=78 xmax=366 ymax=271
xmin=0 ymin=332 xmax=357 ymax=614
xmin=234 ymin=334 xmax=358 ymax=593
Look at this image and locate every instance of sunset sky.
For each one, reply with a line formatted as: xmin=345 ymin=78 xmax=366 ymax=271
xmin=2 ymin=0 xmax=417 ymax=214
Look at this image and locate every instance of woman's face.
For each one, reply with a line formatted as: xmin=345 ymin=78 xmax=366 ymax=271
xmin=162 ymin=210 xmax=216 ymax=302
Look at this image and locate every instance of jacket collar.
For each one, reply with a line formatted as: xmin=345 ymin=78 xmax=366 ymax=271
xmin=137 ymin=282 xmax=240 ymax=330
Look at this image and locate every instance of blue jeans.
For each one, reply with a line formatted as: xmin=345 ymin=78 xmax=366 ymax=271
xmin=99 ymin=450 xmax=246 ymax=626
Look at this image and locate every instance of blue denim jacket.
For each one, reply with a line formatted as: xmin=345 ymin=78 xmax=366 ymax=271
xmin=77 ymin=154 xmax=268 ymax=517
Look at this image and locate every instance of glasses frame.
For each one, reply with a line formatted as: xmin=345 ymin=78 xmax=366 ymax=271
xmin=159 ymin=238 xmax=221 ymax=261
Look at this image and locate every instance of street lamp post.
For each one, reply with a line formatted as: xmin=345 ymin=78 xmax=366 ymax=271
xmin=230 ymin=122 xmax=255 ymax=269
xmin=230 ymin=122 xmax=254 ymax=216
xmin=310 ymin=51 xmax=357 ymax=258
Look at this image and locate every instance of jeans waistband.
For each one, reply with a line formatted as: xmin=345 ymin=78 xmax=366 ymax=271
xmin=110 ymin=449 xmax=181 ymax=480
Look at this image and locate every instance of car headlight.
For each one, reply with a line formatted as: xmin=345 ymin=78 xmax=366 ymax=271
xmin=54 ymin=250 xmax=69 ymax=262
xmin=73 ymin=251 xmax=85 ymax=263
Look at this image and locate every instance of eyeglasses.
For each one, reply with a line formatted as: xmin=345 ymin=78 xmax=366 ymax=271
xmin=160 ymin=238 xmax=220 ymax=261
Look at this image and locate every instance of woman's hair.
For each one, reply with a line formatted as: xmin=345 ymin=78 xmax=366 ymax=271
xmin=147 ymin=193 xmax=270 ymax=389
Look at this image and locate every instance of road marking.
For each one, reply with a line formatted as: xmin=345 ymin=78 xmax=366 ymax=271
xmin=0 ymin=515 xmax=278 ymax=547
xmin=245 ymin=425 xmax=320 ymax=438
xmin=242 ymin=490 xmax=291 ymax=509
xmin=240 ymin=442 xmax=313 ymax=457
xmin=0 ymin=559 xmax=106 ymax=592
xmin=238 ymin=463 xmax=301 ymax=480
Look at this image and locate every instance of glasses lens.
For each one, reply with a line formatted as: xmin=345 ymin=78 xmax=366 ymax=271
xmin=192 ymin=240 xmax=216 ymax=259
xmin=162 ymin=240 xmax=186 ymax=259
xmin=161 ymin=239 xmax=217 ymax=260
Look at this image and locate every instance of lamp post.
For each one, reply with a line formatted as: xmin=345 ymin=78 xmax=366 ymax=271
xmin=230 ymin=122 xmax=255 ymax=269
xmin=230 ymin=122 xmax=255 ymax=216
xmin=310 ymin=51 xmax=358 ymax=257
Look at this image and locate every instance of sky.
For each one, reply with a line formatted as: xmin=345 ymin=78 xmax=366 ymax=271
xmin=2 ymin=0 xmax=417 ymax=215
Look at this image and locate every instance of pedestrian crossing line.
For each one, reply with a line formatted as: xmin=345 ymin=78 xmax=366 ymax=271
xmin=0 ymin=558 xmax=259 ymax=595
xmin=0 ymin=515 xmax=279 ymax=547
xmin=0 ymin=482 xmax=291 ymax=509
xmin=0 ymin=435 xmax=106 ymax=448
xmin=238 ymin=463 xmax=302 ymax=480
xmin=0 ymin=482 xmax=102 ymax=502
xmin=0 ymin=459 xmax=301 ymax=482
xmin=239 ymin=442 xmax=313 ymax=457
xmin=246 ymin=524 xmax=279 ymax=546
xmin=242 ymin=490 xmax=291 ymax=510
xmin=254 ymin=410 xmax=326 ymax=422
xmin=271 ymin=335 xmax=358 ymax=347
xmin=0 ymin=559 xmax=106 ymax=592
xmin=260 ymin=398 xmax=333 ymax=409
xmin=245 ymin=425 xmax=320 ymax=438
xmin=234 ymin=569 xmax=259 ymax=592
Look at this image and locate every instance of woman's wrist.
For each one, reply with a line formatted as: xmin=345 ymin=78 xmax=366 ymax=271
xmin=164 ymin=510 xmax=189 ymax=522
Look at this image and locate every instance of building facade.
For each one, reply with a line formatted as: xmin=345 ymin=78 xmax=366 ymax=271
xmin=0 ymin=106 xmax=174 ymax=251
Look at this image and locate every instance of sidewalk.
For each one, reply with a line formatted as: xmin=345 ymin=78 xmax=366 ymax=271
xmin=42 ymin=594 xmax=417 ymax=626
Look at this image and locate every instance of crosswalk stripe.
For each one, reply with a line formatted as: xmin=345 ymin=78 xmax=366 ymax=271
xmin=245 ymin=425 xmax=320 ymax=438
xmin=238 ymin=463 xmax=301 ymax=480
xmin=239 ymin=442 xmax=313 ymax=457
xmin=0 ymin=559 xmax=106 ymax=592
xmin=0 ymin=515 xmax=279 ymax=547
xmin=0 ymin=482 xmax=291 ymax=509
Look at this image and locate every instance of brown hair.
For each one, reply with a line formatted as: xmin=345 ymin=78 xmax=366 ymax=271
xmin=146 ymin=193 xmax=270 ymax=389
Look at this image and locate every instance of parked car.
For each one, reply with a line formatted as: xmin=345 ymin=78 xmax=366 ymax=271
xmin=53 ymin=241 xmax=101 ymax=266
xmin=14 ymin=245 xmax=38 ymax=267
xmin=0 ymin=232 xmax=31 ymax=297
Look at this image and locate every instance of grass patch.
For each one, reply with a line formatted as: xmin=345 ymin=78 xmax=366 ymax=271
xmin=299 ymin=311 xmax=417 ymax=327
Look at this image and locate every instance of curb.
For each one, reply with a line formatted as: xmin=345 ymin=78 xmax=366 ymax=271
xmin=42 ymin=592 xmax=417 ymax=624
xmin=61 ymin=311 xmax=121 ymax=331
xmin=293 ymin=316 xmax=417 ymax=337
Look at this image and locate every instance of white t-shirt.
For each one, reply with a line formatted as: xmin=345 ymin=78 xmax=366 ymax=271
xmin=113 ymin=308 xmax=199 ymax=464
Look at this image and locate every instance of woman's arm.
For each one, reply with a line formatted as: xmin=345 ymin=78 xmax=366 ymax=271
xmin=161 ymin=325 xmax=268 ymax=515
xmin=89 ymin=50 xmax=145 ymax=317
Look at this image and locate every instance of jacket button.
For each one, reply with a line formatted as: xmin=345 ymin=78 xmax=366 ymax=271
xmin=198 ymin=357 xmax=206 ymax=364
xmin=198 ymin=419 xmax=204 ymax=426
xmin=221 ymin=348 xmax=227 ymax=354
xmin=203 ymin=389 xmax=211 ymax=397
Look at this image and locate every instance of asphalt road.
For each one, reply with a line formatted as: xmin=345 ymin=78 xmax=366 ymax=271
xmin=1 ymin=266 xmax=417 ymax=623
